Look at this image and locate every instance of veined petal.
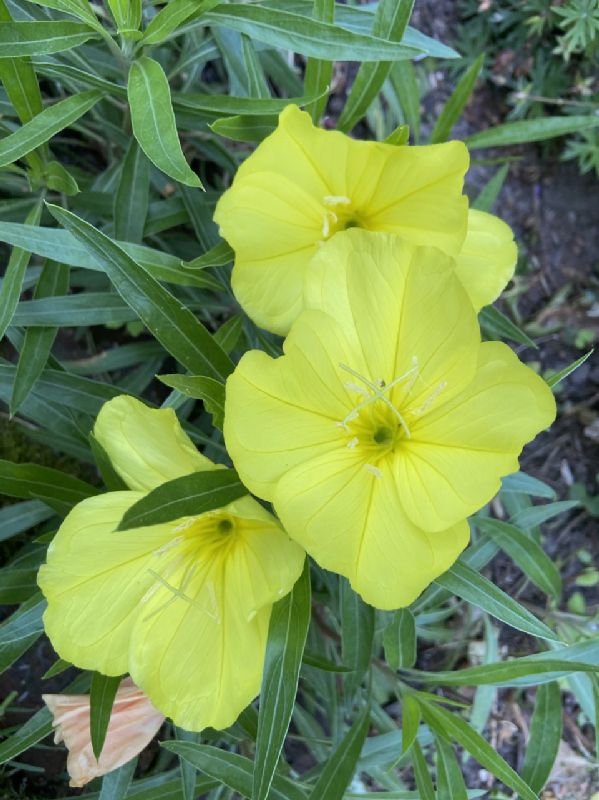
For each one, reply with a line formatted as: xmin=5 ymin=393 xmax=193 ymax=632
xmin=131 ymin=588 xmax=270 ymax=732
xmin=94 ymin=395 xmax=214 ymax=492
xmin=304 ymin=230 xmax=481 ymax=412
xmin=365 ymin=141 xmax=469 ymax=256
xmin=224 ymin=311 xmax=356 ymax=500
xmin=455 ymin=209 xmax=517 ymax=311
xmin=274 ymin=450 xmax=468 ymax=609
xmin=398 ymin=341 xmax=557 ymax=531
xmin=38 ymin=492 xmax=175 ymax=676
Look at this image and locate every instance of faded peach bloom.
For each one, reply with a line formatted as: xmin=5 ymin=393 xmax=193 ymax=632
xmin=42 ymin=677 xmax=164 ymax=788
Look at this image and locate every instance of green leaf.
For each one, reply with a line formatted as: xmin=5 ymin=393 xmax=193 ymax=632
xmin=11 ymin=260 xmax=70 ymax=414
xmin=128 ymin=56 xmax=202 ymax=188
xmin=174 ymin=91 xmax=321 ymax=116
xmin=435 ymin=735 xmax=468 ymax=800
xmin=45 ymin=204 xmax=233 ymax=380
xmin=0 ymin=593 xmax=45 ymax=674
xmin=420 ymin=700 xmax=538 ymax=800
xmin=337 ymin=0 xmax=414 ymax=132
xmin=0 ymin=89 xmax=102 ymax=168
xmin=89 ymin=433 xmax=128 ymax=492
xmin=308 ymin=706 xmax=370 ymax=800
xmin=0 ymin=222 xmax=216 ymax=288
xmin=214 ymin=313 xmax=243 ymax=354
xmin=158 ymin=374 xmax=225 ymax=429
xmin=21 ymin=0 xmax=101 ymax=29
xmin=253 ymin=560 xmax=310 ymax=800
xmin=161 ymin=742 xmax=308 ymax=800
xmin=45 ymin=160 xmax=79 ymax=195
xmin=405 ymin=657 xmax=599 ymax=687
xmin=436 ymin=561 xmax=559 ymax=642
xmin=118 ymin=469 xmax=247 ymax=531
xmin=204 ymin=4 xmax=421 ymax=61
xmin=0 ymin=458 xmax=98 ymax=515
xmin=0 ymin=499 xmax=54 ymax=543
xmin=242 ymin=34 xmax=270 ymax=98
xmin=182 ymin=240 xmax=233 ymax=270
xmin=0 ymin=54 xmax=42 ymax=124
xmin=384 ymin=124 xmax=410 ymax=145
xmin=210 ymin=113 xmax=278 ymax=142
xmin=383 ymin=608 xmax=416 ymax=670
xmin=389 ymin=60 xmax=420 ymax=142
xmin=475 ymin=518 xmax=561 ymax=599
xmin=107 ymin=0 xmax=141 ymax=35
xmin=430 ymin=54 xmax=484 ymax=144
xmin=547 ymin=350 xmax=594 ymax=388
xmin=90 ymin=672 xmax=122 ymax=759
xmin=0 ymin=197 xmax=42 ymax=339
xmin=500 ymin=471 xmax=556 ymax=499
xmin=13 ymin=292 xmax=139 ymax=326
xmin=479 ymin=305 xmax=537 ymax=349
xmin=141 ymin=0 xmax=220 ymax=45
xmin=472 ymin=163 xmax=510 ymax=212
xmin=0 ymin=706 xmax=52 ymax=765
xmin=341 ymin=578 xmax=374 ymax=697
xmin=0 ymin=21 xmax=98 ymax=57
xmin=521 ymin=682 xmax=562 ymax=793
xmin=303 ymin=0 xmax=334 ymax=122
xmin=466 ymin=114 xmax=599 ymax=149
xmin=114 ymin=138 xmax=150 ymax=243
xmin=410 ymin=740 xmax=435 ymax=800
xmin=510 ymin=500 xmax=579 ymax=530
xmin=99 ymin=757 xmax=137 ymax=800
xmin=401 ymin=694 xmax=421 ymax=754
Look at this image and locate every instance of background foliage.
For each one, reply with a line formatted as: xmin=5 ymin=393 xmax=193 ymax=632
xmin=0 ymin=0 xmax=598 ymax=798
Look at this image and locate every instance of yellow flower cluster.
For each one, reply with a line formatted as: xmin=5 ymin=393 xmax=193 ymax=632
xmin=39 ymin=105 xmax=555 ymax=737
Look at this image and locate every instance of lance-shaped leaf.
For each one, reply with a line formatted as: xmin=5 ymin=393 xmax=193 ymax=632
xmin=0 ymin=89 xmax=102 ymax=168
xmin=466 ymin=114 xmax=599 ymax=149
xmin=404 ymin=657 xmax=599 ymax=687
xmin=430 ymin=53 xmax=484 ymax=144
xmin=337 ymin=0 xmax=415 ymax=132
xmin=162 ymin=742 xmax=308 ymax=800
xmin=436 ymin=561 xmax=558 ymax=642
xmin=420 ymin=700 xmax=538 ymax=800
xmin=302 ymin=0 xmax=334 ymax=122
xmin=141 ymin=0 xmax=220 ymax=45
xmin=45 ymin=204 xmax=233 ymax=380
xmin=383 ymin=608 xmax=416 ymax=670
xmin=0 ymin=459 xmax=98 ymax=515
xmin=253 ymin=560 xmax=310 ymax=800
xmin=158 ymin=374 xmax=225 ymax=430
xmin=521 ymin=682 xmax=562 ymax=793
xmin=90 ymin=672 xmax=122 ymax=760
xmin=341 ymin=579 xmax=374 ymax=697
xmin=204 ymin=4 xmax=421 ymax=61
xmin=307 ymin=706 xmax=369 ymax=800
xmin=114 ymin=138 xmax=150 ymax=244
xmin=128 ymin=56 xmax=202 ymax=188
xmin=118 ymin=469 xmax=247 ymax=531
xmin=0 ymin=21 xmax=98 ymax=57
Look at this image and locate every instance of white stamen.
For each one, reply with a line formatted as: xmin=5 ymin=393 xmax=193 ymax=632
xmin=347 ymin=437 xmax=359 ymax=449
xmin=411 ymin=381 xmax=448 ymax=416
xmin=364 ymin=464 xmax=383 ymax=479
xmin=323 ymin=195 xmax=351 ymax=206
xmin=153 ymin=535 xmax=184 ymax=556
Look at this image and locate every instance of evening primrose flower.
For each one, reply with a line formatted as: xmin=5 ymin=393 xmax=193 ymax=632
xmin=43 ymin=678 xmax=164 ymax=788
xmin=38 ymin=396 xmax=304 ymax=732
xmin=224 ymin=230 xmax=555 ymax=610
xmin=214 ymin=104 xmax=516 ymax=334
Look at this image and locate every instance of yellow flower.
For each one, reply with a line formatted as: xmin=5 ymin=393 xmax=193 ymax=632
xmin=214 ymin=104 xmax=515 ymax=334
xmin=38 ymin=396 xmax=304 ymax=732
xmin=224 ymin=231 xmax=555 ymax=610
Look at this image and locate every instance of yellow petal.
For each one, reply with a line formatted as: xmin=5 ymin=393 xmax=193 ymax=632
xmin=94 ymin=395 xmax=214 ymax=492
xmin=38 ymin=491 xmax=175 ymax=675
xmin=274 ymin=450 xmax=469 ymax=609
xmin=129 ymin=502 xmax=304 ymax=731
xmin=304 ymin=230 xmax=481 ymax=412
xmin=455 ymin=209 xmax=517 ymax=311
xmin=215 ymin=104 xmax=470 ymax=335
xmin=398 ymin=341 xmax=557 ymax=531
xmin=224 ymin=311 xmax=355 ymax=500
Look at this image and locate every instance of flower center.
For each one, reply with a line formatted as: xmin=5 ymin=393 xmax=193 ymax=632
xmin=373 ymin=426 xmax=393 ymax=445
xmin=217 ymin=518 xmax=234 ymax=535
xmin=321 ymin=195 xmax=361 ymax=240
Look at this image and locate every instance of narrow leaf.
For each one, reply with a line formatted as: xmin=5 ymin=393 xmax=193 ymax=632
xmin=158 ymin=374 xmax=225 ymax=429
xmin=303 ymin=0 xmax=334 ymax=122
xmin=383 ymin=608 xmax=416 ymax=670
xmin=114 ymin=138 xmax=150 ymax=243
xmin=436 ymin=561 xmax=559 ymax=642
xmin=0 ymin=89 xmax=102 ymax=168
xmin=45 ymin=204 xmax=233 ymax=380
xmin=521 ymin=682 xmax=562 ymax=793
xmin=435 ymin=735 xmax=468 ymax=800
xmin=118 ymin=469 xmax=247 ymax=530
xmin=90 ymin=672 xmax=122 ymax=759
xmin=308 ymin=706 xmax=370 ymax=800
xmin=253 ymin=560 xmax=310 ymax=800
xmin=480 ymin=305 xmax=537 ymax=349
xmin=410 ymin=740 xmax=435 ymax=800
xmin=430 ymin=54 xmax=484 ymax=144
xmin=547 ymin=350 xmax=594 ymax=388
xmin=341 ymin=579 xmax=374 ymax=697
xmin=0 ymin=458 xmax=98 ymax=514
xmin=466 ymin=115 xmax=599 ymax=149
xmin=128 ymin=56 xmax=202 ymax=188
xmin=0 ymin=21 xmax=98 ymax=57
